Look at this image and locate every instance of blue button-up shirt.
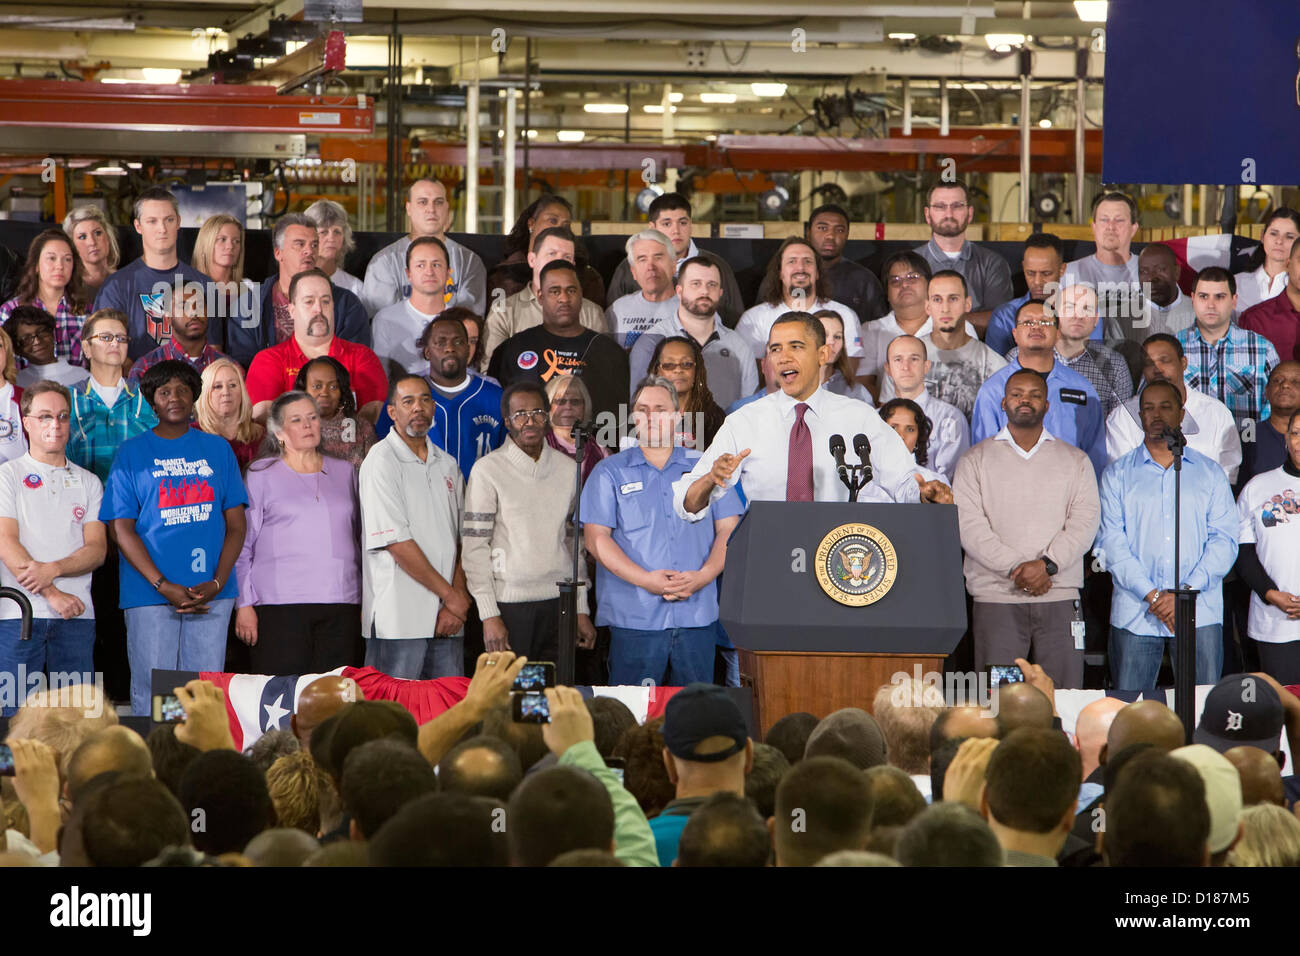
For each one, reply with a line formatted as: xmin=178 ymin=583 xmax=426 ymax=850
xmin=1098 ymin=444 xmax=1238 ymax=635
xmin=581 ymin=445 xmax=743 ymax=631
xmin=971 ymin=358 xmax=1108 ymax=478
xmin=986 ymin=290 xmax=1104 ymax=359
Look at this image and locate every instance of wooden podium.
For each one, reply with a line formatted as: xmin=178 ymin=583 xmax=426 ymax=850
xmin=720 ymin=502 xmax=966 ymax=737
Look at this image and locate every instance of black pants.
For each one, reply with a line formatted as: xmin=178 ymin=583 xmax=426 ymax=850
xmin=90 ymin=543 xmax=130 ymax=702
xmin=1254 ymin=640 xmax=1300 ymax=686
xmin=247 ymin=603 xmax=362 ymax=676
xmin=498 ymin=599 xmax=560 ymax=663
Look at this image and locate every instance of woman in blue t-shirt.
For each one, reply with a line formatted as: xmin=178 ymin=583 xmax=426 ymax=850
xmin=101 ymin=359 xmax=248 ymax=715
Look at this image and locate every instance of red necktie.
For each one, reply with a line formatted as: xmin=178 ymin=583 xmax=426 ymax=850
xmin=786 ymin=402 xmax=814 ymax=502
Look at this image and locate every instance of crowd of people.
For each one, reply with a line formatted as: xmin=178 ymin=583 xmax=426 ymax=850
xmin=1 ymin=176 xmax=1299 ymax=867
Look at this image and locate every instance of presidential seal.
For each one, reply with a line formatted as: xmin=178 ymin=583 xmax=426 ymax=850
xmin=814 ymin=523 xmax=897 ymax=607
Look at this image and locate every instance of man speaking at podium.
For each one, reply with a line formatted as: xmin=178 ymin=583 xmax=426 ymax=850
xmin=674 ymin=311 xmax=952 ymax=520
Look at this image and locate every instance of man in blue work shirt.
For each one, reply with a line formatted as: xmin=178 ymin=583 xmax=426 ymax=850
xmin=581 ymin=375 xmax=742 ymax=685
xmin=1097 ymin=378 xmax=1238 ymax=690
xmin=971 ymin=300 xmax=1107 ymax=478
xmin=375 ymin=310 xmax=503 ymax=477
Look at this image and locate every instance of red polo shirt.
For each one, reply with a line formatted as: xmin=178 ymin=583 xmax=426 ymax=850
xmin=245 ymin=336 xmax=388 ymax=410
xmin=1240 ymin=289 xmax=1300 ymax=362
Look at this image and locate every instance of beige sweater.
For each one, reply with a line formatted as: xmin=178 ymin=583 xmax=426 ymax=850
xmin=952 ymin=432 xmax=1100 ymax=603
xmin=462 ymin=437 xmax=588 ymax=619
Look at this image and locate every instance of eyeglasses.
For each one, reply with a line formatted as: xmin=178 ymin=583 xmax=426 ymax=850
xmin=888 ymin=273 xmax=925 ymax=286
xmin=90 ymin=333 xmax=129 ymax=345
xmin=17 ymin=329 xmax=53 ymax=348
xmin=928 ymin=202 xmax=968 ymax=213
xmin=1016 ymin=319 xmax=1057 ymax=329
xmin=509 ymin=409 xmax=549 ymax=425
xmin=657 ymin=361 xmax=695 ymax=372
xmin=27 ymin=412 xmax=70 ymax=425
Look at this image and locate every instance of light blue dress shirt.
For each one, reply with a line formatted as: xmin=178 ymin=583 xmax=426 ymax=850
xmin=581 ymin=445 xmax=743 ymax=631
xmin=1097 ymin=444 xmax=1238 ymax=635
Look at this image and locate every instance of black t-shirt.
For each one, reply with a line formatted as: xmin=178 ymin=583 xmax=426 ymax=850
xmin=828 ymin=257 xmax=889 ymax=324
xmin=489 ymin=325 xmax=630 ymax=428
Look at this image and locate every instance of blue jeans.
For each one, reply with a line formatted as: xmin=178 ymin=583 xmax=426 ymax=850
xmin=124 ymin=599 xmax=234 ymax=716
xmin=364 ymin=636 xmax=464 ymax=680
xmin=0 ymin=617 xmax=97 ymax=716
xmin=609 ymin=624 xmax=718 ymax=686
xmin=1109 ymin=624 xmax=1224 ymax=690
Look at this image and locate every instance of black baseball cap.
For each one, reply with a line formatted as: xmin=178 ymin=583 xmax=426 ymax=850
xmin=1193 ymin=673 xmax=1284 ymax=754
xmin=662 ymin=684 xmax=748 ymax=762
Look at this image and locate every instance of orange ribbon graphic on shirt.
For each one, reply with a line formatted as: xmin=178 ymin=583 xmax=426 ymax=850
xmin=540 ymin=348 xmax=584 ymax=382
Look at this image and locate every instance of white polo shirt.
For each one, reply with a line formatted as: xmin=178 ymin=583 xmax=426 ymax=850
xmin=0 ymin=453 xmax=103 ymax=620
xmin=359 ymin=429 xmax=464 ymax=640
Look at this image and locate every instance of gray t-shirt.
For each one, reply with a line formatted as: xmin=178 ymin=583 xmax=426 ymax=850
xmin=605 ymin=293 xmax=680 ymax=350
xmin=921 ymin=334 xmax=1009 ymax=418
xmin=1064 ymin=254 xmax=1141 ymax=340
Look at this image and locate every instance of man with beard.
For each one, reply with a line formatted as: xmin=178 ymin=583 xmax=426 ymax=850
xmin=953 ymin=368 xmax=1100 ymax=688
xmin=1137 ymin=242 xmax=1196 ymax=338
xmin=1104 ymin=334 xmax=1241 ymax=483
xmin=462 ymin=381 xmax=597 ymax=661
xmin=805 ymin=203 xmax=888 ymax=325
xmin=913 ymin=181 xmax=1013 ymax=335
xmin=359 ymin=374 xmax=470 ymax=679
xmin=1098 ymin=378 xmax=1238 ymax=689
xmin=971 ymin=300 xmax=1107 ymax=478
xmin=1238 ymin=361 xmax=1300 ymax=488
xmin=376 ymin=313 xmax=504 ymax=478
xmin=736 ymin=237 xmax=865 ymax=369
xmin=914 ymin=270 xmax=1007 ymax=418
xmin=985 ymin=233 xmax=1069 ymax=358
xmin=489 ymin=261 xmax=628 ymax=428
xmin=361 ymin=178 xmax=487 ymax=316
xmin=245 ymin=269 xmax=388 ymax=425
xmin=605 ymin=230 xmax=680 ymax=349
xmin=1008 ymin=284 xmax=1132 ymax=416
xmin=629 ymin=257 xmax=757 ymax=409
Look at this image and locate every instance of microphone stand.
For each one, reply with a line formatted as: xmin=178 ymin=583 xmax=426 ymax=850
xmin=556 ymin=421 xmax=589 ymax=686
xmin=1166 ymin=426 xmax=1198 ymax=742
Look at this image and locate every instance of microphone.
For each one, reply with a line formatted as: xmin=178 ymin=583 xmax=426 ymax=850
xmin=569 ymin=420 xmax=595 ymax=445
xmin=853 ymin=433 xmax=873 ymax=486
xmin=1161 ymin=424 xmax=1187 ymax=455
xmin=830 ymin=434 xmax=851 ymax=491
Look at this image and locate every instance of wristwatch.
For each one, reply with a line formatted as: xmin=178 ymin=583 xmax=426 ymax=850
xmin=1041 ymin=556 xmax=1059 ymax=576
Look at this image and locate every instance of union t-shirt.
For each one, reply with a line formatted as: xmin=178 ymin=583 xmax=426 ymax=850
xmin=1238 ymin=464 xmax=1300 ymax=643
xmin=489 ymin=326 xmax=630 ymax=427
xmin=100 ymin=428 xmax=248 ymax=608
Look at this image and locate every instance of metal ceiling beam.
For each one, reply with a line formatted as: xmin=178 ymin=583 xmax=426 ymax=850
xmin=0 ymin=127 xmax=304 ymax=158
xmin=245 ymin=28 xmax=346 ymax=92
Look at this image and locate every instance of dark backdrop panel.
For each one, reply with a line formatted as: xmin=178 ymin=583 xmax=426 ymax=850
xmin=1103 ymin=0 xmax=1300 ymax=185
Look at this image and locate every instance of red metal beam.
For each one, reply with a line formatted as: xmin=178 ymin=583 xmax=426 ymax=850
xmin=0 ymin=79 xmax=373 ymax=135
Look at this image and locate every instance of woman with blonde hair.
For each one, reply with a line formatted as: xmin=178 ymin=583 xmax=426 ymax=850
xmin=303 ymin=200 xmax=365 ymax=305
xmin=0 ymin=326 xmax=25 ymax=466
xmin=195 ymin=356 xmax=264 ymax=469
xmin=63 ymin=205 xmax=121 ymax=299
xmin=1228 ymin=803 xmax=1300 ymax=867
xmin=190 ymin=214 xmax=250 ymax=289
xmin=545 ymin=374 xmax=608 ymax=483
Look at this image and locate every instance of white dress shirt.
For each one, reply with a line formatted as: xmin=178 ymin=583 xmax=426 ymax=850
xmin=993 ymin=424 xmax=1056 ymax=461
xmin=735 ymin=299 xmax=864 ymax=361
xmin=1104 ymin=386 xmax=1242 ymax=484
xmin=672 ymin=385 xmax=923 ymax=520
xmin=1233 ymin=265 xmax=1289 ymax=313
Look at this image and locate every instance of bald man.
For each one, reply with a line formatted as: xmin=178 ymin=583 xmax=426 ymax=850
xmin=1075 ymin=696 xmax=1126 ymax=782
xmin=65 ymin=725 xmax=152 ymax=803
xmin=291 ymin=675 xmax=363 ymax=749
xmin=1224 ymin=746 xmax=1286 ymax=807
xmin=930 ymin=705 xmax=999 ymax=746
xmin=993 ymin=683 xmax=1055 ymax=737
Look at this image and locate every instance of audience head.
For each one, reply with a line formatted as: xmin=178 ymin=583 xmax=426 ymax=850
xmin=64 ymin=204 xmax=121 ymax=273
xmin=178 ymin=750 xmax=276 ymax=855
xmin=1103 ymin=750 xmax=1210 ymax=867
xmin=1021 ymin=232 xmax=1065 ymax=298
xmin=584 ymin=697 xmax=638 ymax=758
xmin=647 ymin=192 xmax=694 ymax=259
xmin=1223 ymin=746 xmax=1285 ymax=807
xmin=294 ymin=354 xmax=357 ymax=420
xmin=896 ymin=802 xmax=1003 ymax=867
xmin=323 ymin=700 xmax=420 ymax=789
xmin=265 ymin=750 xmax=330 ymax=836
xmin=244 ymin=728 xmax=300 ymax=775
xmin=1227 ymin=804 xmax=1300 ymax=867
xmin=884 ymin=333 xmax=931 ymax=399
xmin=6 ymin=682 xmax=117 ymax=775
xmin=1074 ymin=696 xmax=1126 ymax=779
xmin=341 ymin=738 xmax=438 ymax=840
xmin=406 ymin=178 xmax=451 ymax=238
xmin=537 ymin=259 xmax=583 ymax=329
xmin=763 ymin=712 xmax=820 ymax=766
xmin=874 ymin=679 xmax=945 ymax=774
xmin=626 ymin=228 xmax=676 ymax=296
xmin=676 ymin=792 xmax=771 ymax=867
xmin=291 ymin=675 xmax=362 ymax=750
xmin=1194 ymin=673 xmax=1284 ymax=757
xmin=675 ymin=256 xmax=724 ymax=319
xmin=1170 ymin=744 xmax=1243 ymax=864
xmin=611 ymin=716 xmax=675 ymax=816
xmin=930 ymin=705 xmax=997 ymax=750
xmin=806 ymin=203 xmax=851 ymax=263
xmin=146 ymin=724 xmax=201 ymax=801
xmin=67 ymin=725 xmax=152 ymax=804
xmin=1090 ymin=191 xmax=1139 ymax=256
xmin=759 ymin=237 xmax=831 ymax=307
xmin=549 ymin=849 xmax=625 ymax=867
xmin=982 ymin=728 xmax=1082 ymax=854
xmin=243 ymin=828 xmax=320 ymax=868
xmin=272 ymin=212 xmax=319 ymax=278
xmin=662 ymin=684 xmax=753 ymax=795
xmin=993 ymin=682 xmax=1054 ymax=737
xmin=507 ymin=766 xmax=615 ymax=866
xmin=1012 ymin=299 xmax=1058 ymax=356
xmin=744 ymin=742 xmax=791 ymax=820
xmin=303 ymin=198 xmax=356 ymax=269
xmin=437 ymin=735 xmax=523 ymax=803
xmin=862 ymin=765 xmax=927 ymax=827
xmin=1103 ymin=699 xmax=1186 ymax=767
xmin=924 ymin=180 xmax=974 ymax=239
xmin=803 ymin=708 xmax=886 ymax=769
xmin=881 ymin=251 xmax=931 ymax=313
xmin=880 ymin=398 xmax=931 ymax=464
xmin=772 ymin=756 xmax=873 ymax=866
xmin=369 ymin=793 xmax=509 ymax=867
xmin=76 ymin=776 xmax=190 ymax=867
xmin=816 ymin=850 xmax=901 ymax=867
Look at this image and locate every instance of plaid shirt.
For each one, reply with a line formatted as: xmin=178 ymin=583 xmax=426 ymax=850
xmin=0 ymin=294 xmax=85 ymax=366
xmin=67 ymin=378 xmax=158 ymax=483
xmin=126 ymin=340 xmax=226 ymax=384
xmin=1008 ymin=341 xmax=1134 ymax=416
xmin=1177 ymin=323 xmax=1279 ymax=428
